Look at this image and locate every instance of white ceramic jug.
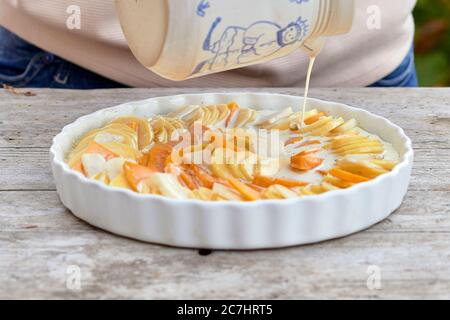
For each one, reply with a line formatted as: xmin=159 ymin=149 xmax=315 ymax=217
xmin=116 ymin=0 xmax=354 ymax=81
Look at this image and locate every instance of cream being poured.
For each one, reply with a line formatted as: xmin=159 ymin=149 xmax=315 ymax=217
xmin=300 ymin=56 xmax=316 ymax=127
xmin=300 ymin=37 xmax=326 ymax=128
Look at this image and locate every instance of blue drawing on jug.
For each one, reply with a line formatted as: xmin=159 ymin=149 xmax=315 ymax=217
xmin=196 ymin=0 xmax=210 ymax=17
xmin=289 ymin=0 xmax=309 ymax=4
xmin=192 ymin=16 xmax=309 ymax=75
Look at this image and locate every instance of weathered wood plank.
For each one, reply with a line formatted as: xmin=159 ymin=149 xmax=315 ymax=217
xmin=0 ymin=187 xmax=449 ymax=299
xmin=0 ymin=191 xmax=90 ymax=231
xmin=0 ymin=148 xmax=52 ymax=190
xmin=0 ymin=223 xmax=449 ymax=299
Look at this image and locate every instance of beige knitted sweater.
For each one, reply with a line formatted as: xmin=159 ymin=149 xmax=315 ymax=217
xmin=0 ymin=0 xmax=416 ymax=87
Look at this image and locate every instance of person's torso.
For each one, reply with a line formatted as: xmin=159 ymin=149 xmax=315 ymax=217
xmin=0 ymin=0 xmax=417 ymax=87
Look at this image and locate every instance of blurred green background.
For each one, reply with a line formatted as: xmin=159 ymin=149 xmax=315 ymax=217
xmin=414 ymin=0 xmax=450 ymax=86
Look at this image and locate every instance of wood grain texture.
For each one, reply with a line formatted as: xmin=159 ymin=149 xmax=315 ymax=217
xmin=0 ymin=88 xmax=449 ymax=299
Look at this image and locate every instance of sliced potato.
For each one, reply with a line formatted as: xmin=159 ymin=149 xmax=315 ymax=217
xmin=233 ymin=108 xmax=253 ymax=128
xmin=183 ymin=108 xmax=204 ymax=125
xmin=112 ymin=116 xmax=153 ymax=150
xmin=151 ymin=116 xmax=186 ymax=143
xmin=368 ymin=159 xmax=398 ymax=170
xmin=216 ymin=104 xmax=229 ymax=123
xmin=81 ymin=153 xmax=106 ymax=178
xmin=320 ymin=182 xmax=340 ymax=192
xmin=167 ymin=105 xmax=199 ymax=119
xmin=288 ymin=109 xmax=319 ymax=130
xmin=149 ymin=173 xmax=192 ymax=199
xmin=99 ymin=141 xmax=142 ymax=161
xmin=310 ymin=118 xmax=344 ymax=136
xmin=109 ymin=171 xmax=133 ymax=190
xmin=293 ymin=186 xmax=316 ymax=196
xmin=191 ymin=187 xmax=217 ymax=201
xmin=105 ymin=157 xmax=126 ymax=181
xmin=294 ymin=116 xmax=333 ymax=134
xmin=212 ymin=183 xmax=243 ymax=201
xmin=331 ymin=118 xmax=358 ymax=134
xmin=323 ymin=175 xmax=354 ymax=189
xmin=92 ymin=172 xmax=110 ymax=185
xmin=255 ymin=157 xmax=281 ymax=176
xmin=262 ymin=184 xmax=298 ymax=199
xmin=335 ymin=159 xmax=388 ymax=178
xmin=227 ymin=177 xmax=261 ymax=201
xmin=256 ymin=107 xmax=293 ymax=127
xmin=327 ymin=133 xmax=384 ymax=156
xmin=69 ymin=124 xmax=137 ymax=160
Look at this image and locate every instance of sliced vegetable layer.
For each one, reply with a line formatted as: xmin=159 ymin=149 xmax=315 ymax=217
xmin=66 ymin=102 xmax=399 ymax=201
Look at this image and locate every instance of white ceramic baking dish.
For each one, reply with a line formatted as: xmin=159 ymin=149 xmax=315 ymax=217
xmin=50 ymin=93 xmax=413 ymax=249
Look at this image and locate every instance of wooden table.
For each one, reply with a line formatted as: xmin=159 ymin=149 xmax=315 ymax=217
xmin=1 ymin=88 xmax=449 ymax=299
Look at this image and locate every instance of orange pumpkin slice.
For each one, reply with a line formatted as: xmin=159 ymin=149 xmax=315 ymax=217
xmin=284 ymin=136 xmax=302 ymax=146
xmin=70 ymin=141 xmax=116 ymax=174
xmin=290 ymin=154 xmax=324 ymax=171
xmin=191 ymin=164 xmax=226 ymax=189
xmin=227 ymin=177 xmax=261 ymax=201
xmin=293 ymin=148 xmax=322 ymax=157
xmin=84 ymin=141 xmax=117 ymax=160
xmin=191 ymin=165 xmax=215 ymax=189
xmin=72 ymin=160 xmax=85 ymax=175
xmin=146 ymin=143 xmax=174 ymax=172
xmin=123 ymin=161 xmax=156 ymax=191
xmin=328 ymin=168 xmax=370 ymax=183
xmin=252 ymin=175 xmax=309 ymax=188
xmin=298 ymin=140 xmax=321 ymax=147
xmin=303 ymin=112 xmax=327 ymax=125
xmin=179 ymin=171 xmax=198 ymax=190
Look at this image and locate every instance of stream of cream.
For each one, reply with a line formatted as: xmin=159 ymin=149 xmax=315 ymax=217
xmin=300 ymin=56 xmax=316 ymax=127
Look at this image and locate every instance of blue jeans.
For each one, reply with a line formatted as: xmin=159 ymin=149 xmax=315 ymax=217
xmin=0 ymin=26 xmax=126 ymax=89
xmin=0 ymin=26 xmax=418 ymax=89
